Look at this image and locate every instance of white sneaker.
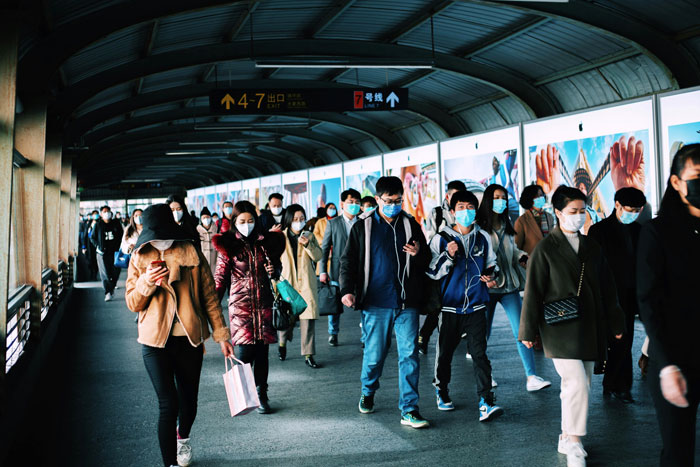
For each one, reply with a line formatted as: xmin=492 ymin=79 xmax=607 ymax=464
xmin=527 ymin=375 xmax=552 ymax=392
xmin=558 ymin=435 xmax=588 ymax=457
xmin=177 ymin=438 xmax=192 ymax=466
xmin=465 ymin=353 xmax=472 ymax=359
xmin=491 ymin=377 xmax=498 ymax=388
xmin=567 ymin=453 xmax=586 ymax=467
xmin=104 ymin=293 xmax=112 ymax=302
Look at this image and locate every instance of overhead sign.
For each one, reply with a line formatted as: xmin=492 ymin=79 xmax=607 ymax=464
xmin=209 ymin=88 xmax=408 ymax=114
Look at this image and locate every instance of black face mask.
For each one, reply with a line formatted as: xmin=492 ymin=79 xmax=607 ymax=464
xmin=684 ymin=178 xmax=700 ymax=209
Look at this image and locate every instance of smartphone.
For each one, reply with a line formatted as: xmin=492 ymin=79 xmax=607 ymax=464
xmin=151 ymin=260 xmax=166 ymax=269
xmin=483 ymin=265 xmax=496 ymax=276
xmin=301 ymin=231 xmax=312 ymax=239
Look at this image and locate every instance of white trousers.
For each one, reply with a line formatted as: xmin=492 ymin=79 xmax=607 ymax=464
xmin=552 ymin=359 xmax=594 ymax=437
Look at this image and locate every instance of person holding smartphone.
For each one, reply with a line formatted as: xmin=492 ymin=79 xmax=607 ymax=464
xmin=125 ymin=204 xmax=233 ymax=467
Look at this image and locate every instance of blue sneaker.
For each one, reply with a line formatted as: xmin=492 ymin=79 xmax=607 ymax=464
xmin=435 ymin=388 xmax=455 ymax=411
xmin=400 ymin=410 xmax=429 ymax=429
xmin=479 ymin=397 xmax=503 ymax=422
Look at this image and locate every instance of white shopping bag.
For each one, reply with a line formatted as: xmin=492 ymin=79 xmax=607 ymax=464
xmin=223 ymin=356 xmax=260 ymax=417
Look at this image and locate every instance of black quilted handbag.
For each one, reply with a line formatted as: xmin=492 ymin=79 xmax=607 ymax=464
xmin=543 ymin=263 xmax=585 ymax=325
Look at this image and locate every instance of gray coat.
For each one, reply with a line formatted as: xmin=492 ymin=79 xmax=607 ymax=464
xmin=519 ymin=227 xmax=625 ymax=361
xmin=319 ymin=215 xmax=354 ymax=282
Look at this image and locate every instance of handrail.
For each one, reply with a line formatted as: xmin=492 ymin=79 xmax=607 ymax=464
xmin=41 ymin=268 xmax=55 ymax=322
xmin=6 ymin=285 xmax=33 ymax=374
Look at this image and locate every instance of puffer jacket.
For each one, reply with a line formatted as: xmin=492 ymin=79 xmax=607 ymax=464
xmin=213 ymin=229 xmax=285 ymax=345
xmin=125 ymin=241 xmax=231 ymax=348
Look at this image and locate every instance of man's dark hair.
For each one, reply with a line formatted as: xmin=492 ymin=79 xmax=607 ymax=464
xmin=316 ymin=207 xmax=326 ymax=218
xmin=446 ymin=180 xmax=467 ymax=193
xmin=450 ymin=190 xmax=479 ymax=211
xmin=361 ymin=196 xmax=377 ymax=207
xmin=375 ymin=176 xmax=403 ymax=197
xmin=100 ymin=205 xmax=110 ymax=212
xmin=91 ymin=210 xmax=99 ymax=215
xmin=551 ymin=185 xmax=587 ymax=212
xmin=341 ymin=189 xmax=361 ymax=202
xmin=519 ymin=184 xmax=544 ymax=210
xmin=223 ymin=200 xmax=233 ymax=207
xmin=269 ymin=193 xmax=284 ymax=202
xmin=615 ymin=187 xmax=646 ymax=208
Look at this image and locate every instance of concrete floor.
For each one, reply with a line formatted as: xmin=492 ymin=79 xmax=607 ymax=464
xmin=51 ymin=281 xmax=693 ymax=467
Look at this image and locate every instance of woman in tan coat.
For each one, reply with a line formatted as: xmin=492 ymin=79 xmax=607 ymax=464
xmin=514 ymin=184 xmax=556 ymax=255
xmin=196 ymin=207 xmax=218 ymax=276
xmin=278 ymin=204 xmax=323 ymax=368
xmin=125 ymin=204 xmax=233 ymax=467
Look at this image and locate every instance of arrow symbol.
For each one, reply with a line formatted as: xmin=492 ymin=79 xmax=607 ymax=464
xmin=387 ymin=92 xmax=399 ymax=108
xmin=221 ymin=93 xmax=235 ymax=110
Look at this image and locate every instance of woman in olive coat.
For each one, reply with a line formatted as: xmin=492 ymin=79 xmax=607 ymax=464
xmin=519 ymin=185 xmax=625 ymax=466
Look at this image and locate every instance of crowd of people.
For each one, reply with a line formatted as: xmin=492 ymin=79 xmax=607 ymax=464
xmin=80 ymin=144 xmax=699 ymax=467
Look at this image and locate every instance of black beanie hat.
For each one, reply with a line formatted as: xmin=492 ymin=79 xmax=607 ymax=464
xmin=614 ymin=187 xmax=646 ymax=208
xmin=200 ymin=207 xmax=211 ymax=217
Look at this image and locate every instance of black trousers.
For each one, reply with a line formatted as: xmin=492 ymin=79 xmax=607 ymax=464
xmin=237 ymin=342 xmax=269 ymax=393
xmin=648 ymin=359 xmax=699 ymax=467
xmin=419 ymin=309 xmax=440 ymax=341
xmin=433 ymin=310 xmax=493 ymax=403
xmin=603 ymin=307 xmax=636 ymax=392
xmin=142 ymin=337 xmax=204 ymax=467
xmin=96 ymin=252 xmax=120 ymax=294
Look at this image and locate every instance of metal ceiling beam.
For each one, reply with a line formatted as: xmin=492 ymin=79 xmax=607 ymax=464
xmin=383 ymin=0 xmax=455 ymax=43
xmin=131 ymin=20 xmax=160 ymax=117
xmin=532 ymin=48 xmax=641 ymax=86
xmin=306 ymin=0 xmax=356 ymax=38
xmin=225 ymin=0 xmax=261 ymax=42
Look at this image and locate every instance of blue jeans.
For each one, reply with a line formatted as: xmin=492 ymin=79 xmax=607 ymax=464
xmin=328 ymin=314 xmax=340 ymax=336
xmin=486 ymin=291 xmax=536 ymax=377
xmin=361 ymin=307 xmax=420 ymax=415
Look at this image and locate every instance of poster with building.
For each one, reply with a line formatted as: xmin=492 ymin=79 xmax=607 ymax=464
xmin=259 ymin=175 xmax=283 ymax=210
xmin=283 ymin=170 xmax=310 ymax=214
xmin=309 ymin=164 xmax=343 ymax=212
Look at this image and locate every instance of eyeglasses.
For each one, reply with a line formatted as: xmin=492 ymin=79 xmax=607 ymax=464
xmin=380 ymin=198 xmax=403 ymax=206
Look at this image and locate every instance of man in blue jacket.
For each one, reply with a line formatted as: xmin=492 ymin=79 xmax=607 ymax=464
xmin=427 ymin=190 xmax=504 ymax=421
xmin=340 ymin=176 xmax=431 ymax=429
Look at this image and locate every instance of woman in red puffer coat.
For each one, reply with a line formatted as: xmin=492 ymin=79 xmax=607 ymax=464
xmin=213 ymin=201 xmax=285 ymax=414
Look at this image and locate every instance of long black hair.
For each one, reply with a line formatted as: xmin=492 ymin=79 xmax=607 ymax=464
xmin=477 ymin=184 xmax=515 ymax=235
xmin=124 ymin=208 xmax=143 ymax=239
xmin=659 ymin=143 xmax=700 ymax=217
xmin=283 ymin=204 xmax=307 ymax=231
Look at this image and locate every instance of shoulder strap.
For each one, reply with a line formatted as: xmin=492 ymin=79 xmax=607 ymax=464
xmin=435 ymin=207 xmax=443 ymax=229
xmin=576 ymin=263 xmax=585 ymax=297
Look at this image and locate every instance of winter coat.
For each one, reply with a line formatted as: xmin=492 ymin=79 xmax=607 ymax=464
xmin=125 ymin=241 xmax=230 ymax=348
xmin=90 ymin=219 xmax=123 ymax=254
xmin=313 ymin=216 xmax=333 ymax=275
xmin=120 ymin=228 xmax=141 ymax=254
xmin=213 ymin=230 xmax=285 ymax=345
xmin=514 ymin=209 xmax=555 ymax=255
xmin=197 ymin=223 xmax=219 ymax=276
xmin=280 ymin=229 xmax=323 ymax=320
xmin=519 ymin=227 xmax=625 ymax=361
xmin=485 ymin=227 xmax=528 ymax=294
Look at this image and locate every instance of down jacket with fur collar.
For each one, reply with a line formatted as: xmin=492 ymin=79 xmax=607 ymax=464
xmin=213 ymin=230 xmax=285 ymax=345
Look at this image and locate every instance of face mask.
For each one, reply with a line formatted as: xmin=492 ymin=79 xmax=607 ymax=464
xmin=492 ymin=199 xmax=507 ymax=214
xmin=345 ymin=204 xmax=361 ymax=216
xmin=270 ymin=206 xmax=283 ymax=216
xmin=560 ymin=213 xmax=586 ymax=232
xmin=173 ymin=210 xmax=183 ymax=222
xmin=533 ymin=196 xmax=546 ymax=210
xmin=201 ymin=217 xmax=211 ymax=227
xmin=134 ymin=216 xmax=142 ymax=225
xmin=223 ymin=206 xmax=233 ymax=217
xmin=619 ymin=210 xmax=639 ymax=225
xmin=381 ymin=203 xmax=402 ymax=218
xmin=151 ymin=240 xmax=174 ymax=251
xmin=236 ymin=222 xmax=255 ymax=237
xmin=92 ymin=214 xmax=99 ymax=220
xmin=291 ymin=221 xmax=306 ymax=233
xmin=101 ymin=212 xmax=112 ymax=221
xmin=455 ymin=208 xmax=476 ymax=227
xmin=326 ymin=208 xmax=337 ymax=217
xmin=683 ymin=178 xmax=700 ymax=209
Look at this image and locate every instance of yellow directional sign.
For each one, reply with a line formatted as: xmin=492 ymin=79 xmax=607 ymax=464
xmin=221 ymin=94 xmax=235 ymax=110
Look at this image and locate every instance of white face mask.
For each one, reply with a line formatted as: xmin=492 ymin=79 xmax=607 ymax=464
xmin=173 ymin=210 xmax=183 ymax=222
xmin=270 ymin=206 xmax=283 ymax=216
xmin=560 ymin=213 xmax=586 ymax=232
xmin=134 ymin=216 xmax=142 ymax=225
xmin=101 ymin=212 xmax=112 ymax=221
xmin=151 ymin=240 xmax=174 ymax=251
xmin=236 ymin=222 xmax=255 ymax=237
xmin=201 ymin=217 xmax=212 ymax=227
xmin=291 ymin=221 xmax=306 ymax=233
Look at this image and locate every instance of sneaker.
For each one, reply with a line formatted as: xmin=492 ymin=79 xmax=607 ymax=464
xmin=328 ymin=335 xmax=338 ymax=346
xmin=567 ymin=453 xmax=586 ymax=467
xmin=104 ymin=293 xmax=112 ymax=302
xmin=491 ymin=377 xmax=498 ymax=388
xmin=465 ymin=352 xmax=472 ymax=359
xmin=176 ymin=438 xmax=192 ymax=467
xmin=435 ymin=388 xmax=454 ymax=411
xmin=401 ymin=410 xmax=429 ymax=429
xmin=278 ymin=345 xmax=286 ymax=361
xmin=358 ymin=394 xmax=374 ymax=414
xmin=527 ymin=375 xmax=552 ymax=392
xmin=417 ymin=336 xmax=428 ymax=355
xmin=478 ymin=397 xmax=503 ymax=422
xmin=558 ymin=434 xmax=588 ymax=458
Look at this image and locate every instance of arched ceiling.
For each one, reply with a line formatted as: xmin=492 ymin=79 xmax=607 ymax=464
xmin=12 ymin=0 xmax=700 ymax=191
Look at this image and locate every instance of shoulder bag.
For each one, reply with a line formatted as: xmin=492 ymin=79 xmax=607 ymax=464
xmin=543 ymin=263 xmax=585 ymax=325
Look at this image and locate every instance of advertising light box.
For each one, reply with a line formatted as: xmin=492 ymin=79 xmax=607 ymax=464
xmin=204 ymin=186 xmax=217 ymax=214
xmin=227 ymin=181 xmax=242 ymax=204
xmin=659 ymin=87 xmax=700 ymax=181
xmin=309 ymin=163 xmax=343 ymax=213
xmin=384 ymin=143 xmax=440 ymax=234
xmin=524 ymin=99 xmax=656 ymax=227
xmin=343 ymin=155 xmax=383 ymax=197
xmin=282 ymin=170 xmax=310 ymax=214
xmin=440 ymin=126 xmax=521 ymax=221
xmin=260 ymin=174 xmax=283 ymax=209
xmin=214 ymin=183 xmax=229 ymax=212
xmin=238 ymin=178 xmax=260 ymax=207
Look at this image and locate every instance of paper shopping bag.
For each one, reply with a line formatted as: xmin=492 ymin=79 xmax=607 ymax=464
xmin=222 ymin=356 xmax=260 ymax=417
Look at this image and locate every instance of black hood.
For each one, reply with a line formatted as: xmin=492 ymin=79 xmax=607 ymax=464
xmin=133 ymin=203 xmax=192 ymax=252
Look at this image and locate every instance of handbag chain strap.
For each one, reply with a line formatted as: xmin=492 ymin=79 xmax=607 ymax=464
xmin=575 ymin=263 xmax=585 ymax=297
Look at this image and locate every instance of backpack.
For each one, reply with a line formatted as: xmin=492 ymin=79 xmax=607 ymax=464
xmin=420 ymin=231 xmax=456 ymax=316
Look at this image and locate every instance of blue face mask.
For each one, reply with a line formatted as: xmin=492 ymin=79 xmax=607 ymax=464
xmin=223 ymin=206 xmax=233 ymax=216
xmin=92 ymin=214 xmax=99 ymax=220
xmin=381 ymin=203 xmax=402 ymax=218
xmin=345 ymin=203 xmax=361 ymax=216
xmin=455 ymin=208 xmax=476 ymax=227
xmin=492 ymin=199 xmax=507 ymax=214
xmin=327 ymin=208 xmax=337 ymax=217
xmin=533 ymin=196 xmax=546 ymax=210
xmin=619 ymin=210 xmax=639 ymax=225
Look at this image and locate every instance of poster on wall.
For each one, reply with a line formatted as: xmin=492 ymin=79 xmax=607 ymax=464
xmin=343 ymin=155 xmax=382 ymax=197
xmin=226 ymin=181 xmax=242 ymax=207
xmin=660 ymin=88 xmax=700 ymax=180
xmin=309 ymin=164 xmax=343 ymax=212
xmin=524 ymin=100 xmax=656 ymax=227
xmin=440 ymin=126 xmax=521 ymax=222
xmin=260 ymin=174 xmax=283 ymax=209
xmin=214 ymin=183 xmax=229 ymax=214
xmin=384 ymin=144 xmax=440 ymax=234
xmin=238 ymin=178 xmax=260 ymax=208
xmin=283 ymin=170 xmax=310 ymax=214
xmin=204 ymin=186 xmax=217 ymax=214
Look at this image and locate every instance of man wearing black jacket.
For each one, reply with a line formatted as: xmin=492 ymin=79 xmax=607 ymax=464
xmin=588 ymin=187 xmax=646 ymax=403
xmin=259 ymin=193 xmax=285 ymax=231
xmin=339 ymin=176 xmax=431 ymax=429
xmin=90 ymin=205 xmax=123 ymax=301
